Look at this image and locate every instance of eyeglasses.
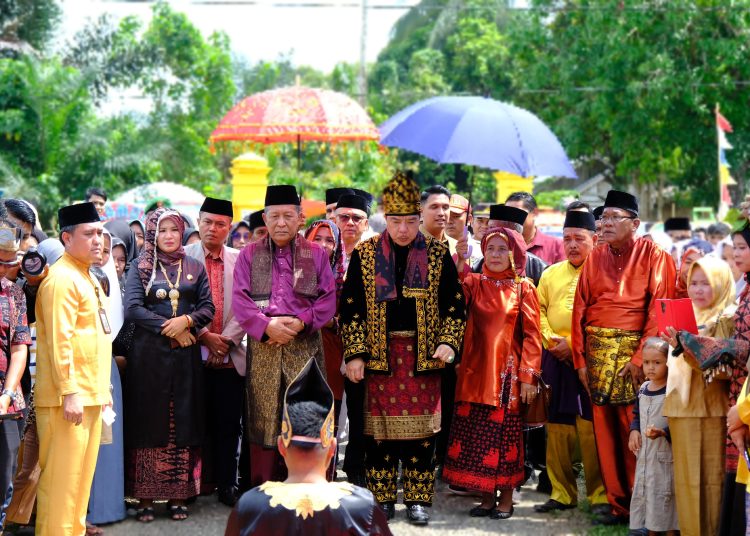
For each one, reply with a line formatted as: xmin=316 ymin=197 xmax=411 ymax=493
xmin=600 ymin=215 xmax=635 ymax=224
xmin=337 ymin=214 xmax=366 ymax=224
xmin=232 ymin=232 xmax=251 ymax=241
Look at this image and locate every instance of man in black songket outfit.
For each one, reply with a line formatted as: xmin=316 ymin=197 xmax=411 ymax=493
xmin=225 ymin=359 xmax=392 ymax=536
xmin=340 ymin=170 xmax=466 ymax=526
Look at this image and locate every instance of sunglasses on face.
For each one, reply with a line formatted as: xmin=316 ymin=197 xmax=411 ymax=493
xmin=232 ymin=231 xmax=251 ymax=241
xmin=337 ymin=214 xmax=365 ymax=224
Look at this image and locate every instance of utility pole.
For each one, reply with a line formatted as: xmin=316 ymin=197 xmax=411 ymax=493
xmin=358 ymin=0 xmax=368 ymax=107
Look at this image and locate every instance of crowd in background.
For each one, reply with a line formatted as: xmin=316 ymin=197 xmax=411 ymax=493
xmin=1 ymin=177 xmax=750 ymax=535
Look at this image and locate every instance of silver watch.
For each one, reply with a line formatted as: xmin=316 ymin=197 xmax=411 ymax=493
xmin=1 ymin=389 xmax=17 ymax=403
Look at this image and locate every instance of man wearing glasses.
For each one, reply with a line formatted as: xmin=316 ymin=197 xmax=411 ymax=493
xmin=571 ymin=190 xmax=676 ymax=526
xmin=0 ymin=220 xmax=31 ymax=533
xmin=333 ymin=192 xmax=371 ymax=487
xmin=335 ymin=194 xmax=370 ymax=258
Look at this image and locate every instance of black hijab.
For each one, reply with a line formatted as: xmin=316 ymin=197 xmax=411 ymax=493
xmin=104 ymin=218 xmax=138 ymax=274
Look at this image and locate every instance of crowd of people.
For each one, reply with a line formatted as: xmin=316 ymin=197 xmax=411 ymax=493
xmin=0 ymin=174 xmax=749 ymax=535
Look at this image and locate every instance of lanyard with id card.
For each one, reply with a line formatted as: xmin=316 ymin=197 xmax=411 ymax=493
xmin=92 ymin=281 xmax=111 ymax=335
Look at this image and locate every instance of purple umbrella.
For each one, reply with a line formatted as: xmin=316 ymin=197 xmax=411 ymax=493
xmin=379 ymin=96 xmax=577 ymax=178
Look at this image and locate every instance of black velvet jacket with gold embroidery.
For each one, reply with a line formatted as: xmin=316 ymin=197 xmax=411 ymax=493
xmin=340 ymin=233 xmax=466 ymax=375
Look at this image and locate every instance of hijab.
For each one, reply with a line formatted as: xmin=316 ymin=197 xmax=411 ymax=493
xmin=305 ymin=219 xmax=346 ymax=295
xmin=37 ymin=238 xmax=64 ymax=266
xmin=227 ymin=221 xmax=251 ymax=247
xmin=668 ymin=255 xmax=737 ymax=405
xmin=688 ymin=256 xmax=737 ymax=327
xmin=479 ymin=227 xmax=527 ymax=282
xmin=137 ymin=207 xmax=186 ymax=295
xmin=182 ymin=228 xmax=199 ymax=246
xmin=100 ymin=229 xmax=124 ymax=339
xmin=105 ymin=218 xmax=138 ymax=274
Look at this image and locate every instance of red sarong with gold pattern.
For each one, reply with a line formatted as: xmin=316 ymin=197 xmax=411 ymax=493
xmin=364 ymin=334 xmax=441 ymax=440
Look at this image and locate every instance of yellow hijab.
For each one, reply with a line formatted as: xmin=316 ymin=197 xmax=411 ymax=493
xmin=688 ymin=256 xmax=737 ymax=327
xmin=668 ymin=256 xmax=737 ymax=406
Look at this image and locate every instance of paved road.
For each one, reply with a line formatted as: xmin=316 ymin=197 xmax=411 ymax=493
xmin=98 ymin=478 xmax=594 ymax=536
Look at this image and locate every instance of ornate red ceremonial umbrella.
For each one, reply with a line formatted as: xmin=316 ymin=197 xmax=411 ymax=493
xmin=210 ymin=85 xmax=379 ymax=167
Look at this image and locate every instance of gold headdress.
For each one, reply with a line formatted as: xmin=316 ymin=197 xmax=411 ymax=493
xmin=382 ymin=170 xmax=421 ymax=216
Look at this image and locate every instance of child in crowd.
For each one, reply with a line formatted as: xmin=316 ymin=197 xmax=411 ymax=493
xmin=628 ymin=337 xmax=679 ymax=535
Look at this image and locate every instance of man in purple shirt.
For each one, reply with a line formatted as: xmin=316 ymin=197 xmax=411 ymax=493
xmin=506 ymin=192 xmax=565 ymax=265
xmin=232 ymin=185 xmax=336 ymax=487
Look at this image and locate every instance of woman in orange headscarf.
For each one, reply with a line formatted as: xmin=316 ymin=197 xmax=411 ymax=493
xmin=443 ymin=227 xmax=542 ymax=520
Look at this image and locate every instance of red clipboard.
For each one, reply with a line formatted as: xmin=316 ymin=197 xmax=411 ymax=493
xmin=656 ymin=298 xmax=698 ymax=335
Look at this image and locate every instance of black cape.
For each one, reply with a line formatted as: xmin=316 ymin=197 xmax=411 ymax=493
xmin=234 ymin=481 xmax=392 ymax=536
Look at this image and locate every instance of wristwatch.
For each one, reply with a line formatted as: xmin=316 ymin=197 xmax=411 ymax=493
xmin=1 ymin=389 xmax=17 ymax=403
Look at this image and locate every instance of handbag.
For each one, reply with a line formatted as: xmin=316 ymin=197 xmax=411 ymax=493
xmin=513 ymin=279 xmax=550 ymax=429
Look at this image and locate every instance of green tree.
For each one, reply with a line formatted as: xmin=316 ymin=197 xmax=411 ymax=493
xmin=506 ymin=0 xmax=750 ymax=212
xmin=0 ymin=0 xmax=61 ymax=54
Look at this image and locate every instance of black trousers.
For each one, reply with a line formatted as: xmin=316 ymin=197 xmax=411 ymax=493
xmin=436 ymin=365 xmax=456 ymax=465
xmin=343 ymin=378 xmax=365 ymax=479
xmin=204 ymin=367 xmax=245 ymax=491
xmin=365 ymin=435 xmax=437 ymax=507
xmin=0 ymin=418 xmax=20 ymax=529
xmin=719 ymin=473 xmax=746 ymax=536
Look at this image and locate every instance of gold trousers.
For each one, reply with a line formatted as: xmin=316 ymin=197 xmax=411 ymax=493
xmin=546 ymin=417 xmax=608 ymax=506
xmin=36 ymin=405 xmax=102 ymax=536
xmin=669 ymin=416 xmax=725 ymax=536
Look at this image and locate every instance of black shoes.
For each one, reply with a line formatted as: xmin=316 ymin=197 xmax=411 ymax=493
xmin=380 ymin=503 xmax=395 ymax=521
xmin=406 ymin=505 xmax=430 ymax=525
xmin=490 ymin=506 xmax=514 ymax=520
xmin=592 ymin=512 xmax=629 ymax=526
xmin=217 ymin=487 xmax=239 ymax=507
xmin=533 ymin=499 xmax=576 ymax=513
xmin=469 ymin=505 xmax=496 ymax=517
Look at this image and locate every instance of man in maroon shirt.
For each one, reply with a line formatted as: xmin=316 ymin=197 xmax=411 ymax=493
xmin=506 ymin=192 xmax=565 ymax=264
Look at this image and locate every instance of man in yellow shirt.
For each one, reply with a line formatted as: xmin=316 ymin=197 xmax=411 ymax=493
xmin=35 ymin=202 xmax=112 ymax=536
xmin=533 ymin=209 xmax=609 ymax=515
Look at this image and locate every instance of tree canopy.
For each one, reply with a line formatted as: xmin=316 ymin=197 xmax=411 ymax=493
xmin=4 ymin=0 xmax=750 ymax=225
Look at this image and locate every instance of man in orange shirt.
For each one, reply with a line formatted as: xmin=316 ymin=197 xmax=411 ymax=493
xmin=572 ymin=190 xmax=676 ymax=526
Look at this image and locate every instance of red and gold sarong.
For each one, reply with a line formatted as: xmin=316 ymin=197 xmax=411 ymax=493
xmin=364 ymin=333 xmax=441 ymax=440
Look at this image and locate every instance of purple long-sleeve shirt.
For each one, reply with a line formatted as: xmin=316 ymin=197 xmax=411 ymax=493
xmin=232 ymin=238 xmax=337 ymax=342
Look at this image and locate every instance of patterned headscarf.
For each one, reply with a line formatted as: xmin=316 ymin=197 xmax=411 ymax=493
xmin=137 ymin=207 xmax=186 ymax=294
xmin=480 ymin=226 xmax=527 ymax=281
xmin=305 ymin=219 xmax=346 ymax=295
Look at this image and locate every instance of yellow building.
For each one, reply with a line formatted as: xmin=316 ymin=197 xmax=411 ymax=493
xmin=230 ymin=152 xmax=270 ymax=220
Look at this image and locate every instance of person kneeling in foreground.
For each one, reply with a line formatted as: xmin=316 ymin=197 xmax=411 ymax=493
xmin=225 ymin=359 xmax=392 ymax=536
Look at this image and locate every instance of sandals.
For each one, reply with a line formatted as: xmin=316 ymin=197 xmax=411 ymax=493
xmin=85 ymin=522 xmax=104 ymax=535
xmin=136 ymin=507 xmax=155 ymax=523
xmin=169 ymin=504 xmax=189 ymax=521
xmin=490 ymin=506 xmax=514 ymax=520
xmin=469 ymin=505 xmax=496 ymax=517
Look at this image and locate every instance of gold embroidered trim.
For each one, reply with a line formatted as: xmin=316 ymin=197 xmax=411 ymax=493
xmin=366 ymin=467 xmax=397 ymax=503
xmin=260 ymin=481 xmax=353 ymax=519
xmin=403 ymin=468 xmax=435 ymax=504
xmin=364 ymin=413 xmax=441 ymax=440
xmin=350 ymin=236 xmax=466 ymax=374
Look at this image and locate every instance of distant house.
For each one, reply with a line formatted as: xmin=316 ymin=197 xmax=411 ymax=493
xmin=574 ymin=173 xmax=612 ymax=207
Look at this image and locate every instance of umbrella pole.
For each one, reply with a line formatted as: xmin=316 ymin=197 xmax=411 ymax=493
xmin=468 ymin=165 xmax=475 ymax=208
xmin=297 ymin=136 xmax=301 ymax=171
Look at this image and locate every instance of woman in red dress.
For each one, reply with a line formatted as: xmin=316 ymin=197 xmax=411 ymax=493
xmin=443 ymin=227 xmax=542 ymax=519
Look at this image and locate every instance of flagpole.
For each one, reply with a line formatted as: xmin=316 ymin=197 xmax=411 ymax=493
xmin=716 ymin=103 xmax=722 ymax=217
